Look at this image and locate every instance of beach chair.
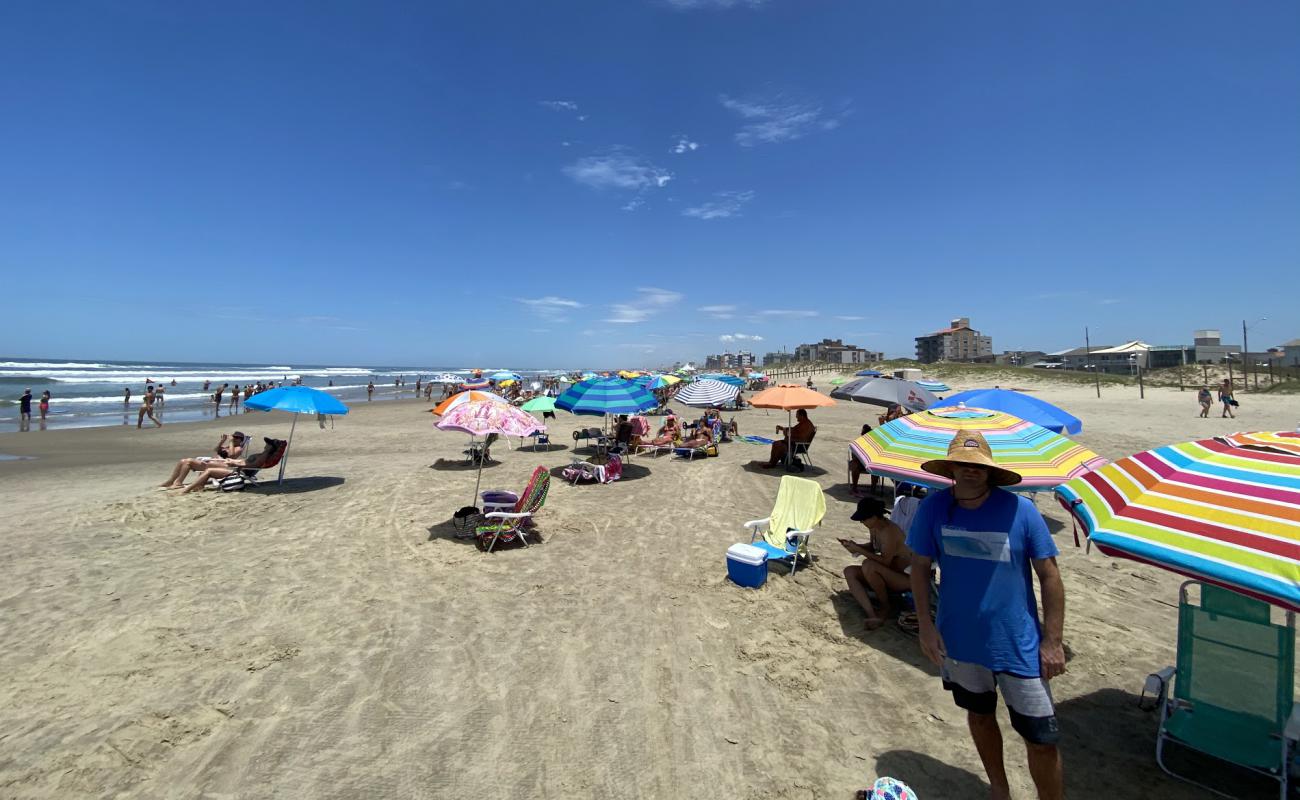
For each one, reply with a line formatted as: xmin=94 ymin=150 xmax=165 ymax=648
xmin=529 ymin=431 xmax=552 ymax=451
xmin=1147 ymin=581 xmax=1297 ymax=798
xmin=217 ymin=439 xmax=289 ymax=492
xmin=743 ymin=475 xmax=826 ymax=578
xmin=790 ymin=430 xmax=816 ymax=468
xmin=561 ymin=453 xmax=622 ymax=485
xmin=476 ymin=466 xmax=550 ymax=552
xmin=674 ymin=427 xmax=720 ymax=461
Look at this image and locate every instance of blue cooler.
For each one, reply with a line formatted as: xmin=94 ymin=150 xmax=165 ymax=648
xmin=727 ymin=543 xmax=768 ymax=588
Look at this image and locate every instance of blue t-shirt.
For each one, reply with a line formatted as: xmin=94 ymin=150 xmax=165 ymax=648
xmin=906 ymin=488 xmax=1058 ymax=677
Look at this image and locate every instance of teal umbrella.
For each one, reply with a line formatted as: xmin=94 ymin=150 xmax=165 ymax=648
xmin=521 ymin=396 xmax=556 ymax=412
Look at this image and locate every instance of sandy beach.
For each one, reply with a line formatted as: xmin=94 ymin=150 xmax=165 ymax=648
xmin=1 ymin=378 xmax=1295 ymax=799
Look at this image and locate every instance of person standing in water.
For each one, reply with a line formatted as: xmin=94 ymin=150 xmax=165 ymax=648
xmin=367 ymin=381 xmax=375 ymax=401
xmin=39 ymin=390 xmax=51 ymax=422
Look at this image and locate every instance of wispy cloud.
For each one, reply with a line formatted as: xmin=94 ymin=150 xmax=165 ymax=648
xmin=719 ymin=332 xmax=764 ymax=342
xmin=760 ymin=309 xmax=819 ymax=318
xmin=683 ymin=190 xmax=754 ymax=220
xmin=671 ymin=136 xmax=701 ymax=154
xmin=604 ymin=287 xmax=682 ymax=324
xmin=519 ymin=296 xmax=585 ymax=322
xmin=699 ymin=304 xmax=736 ymax=319
xmin=622 ymin=197 xmax=646 ymax=212
xmin=540 ymin=100 xmax=579 ymax=112
xmin=295 ymin=315 xmax=365 ymax=331
xmin=720 ymin=93 xmax=846 ymax=146
xmin=564 ymin=149 xmax=673 ymax=192
xmin=834 ymin=315 xmax=865 ymax=321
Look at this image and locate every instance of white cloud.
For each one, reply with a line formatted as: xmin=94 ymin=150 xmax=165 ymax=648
xmin=577 ymin=115 xmax=589 ymax=122
xmin=519 ymin=296 xmax=585 ymax=322
xmin=720 ymin=94 xmax=845 ymax=146
xmin=699 ymin=304 xmax=736 ymax=319
xmin=622 ymin=197 xmax=645 ymax=212
xmin=564 ymin=150 xmax=673 ymax=191
xmin=683 ymin=190 xmax=755 ymax=220
xmin=834 ymin=315 xmax=865 ymax=321
xmin=760 ymin=309 xmax=819 ymax=318
xmin=719 ymin=333 xmax=763 ymax=342
xmin=540 ymin=100 xmax=579 ymax=111
xmin=604 ymin=288 xmax=682 ymax=324
xmin=672 ymin=136 xmax=701 ymax=154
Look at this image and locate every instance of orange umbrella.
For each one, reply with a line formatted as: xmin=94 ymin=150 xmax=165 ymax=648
xmin=431 ymin=389 xmax=507 ymax=416
xmin=749 ymin=384 xmax=836 ymax=411
xmin=749 ymin=384 xmax=835 ymax=467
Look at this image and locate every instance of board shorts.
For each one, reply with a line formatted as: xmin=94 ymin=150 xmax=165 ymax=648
xmin=941 ymin=657 xmax=1059 ymax=745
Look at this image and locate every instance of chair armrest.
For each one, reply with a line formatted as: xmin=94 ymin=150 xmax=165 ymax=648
xmin=1138 ymin=666 xmax=1175 ymax=712
xmin=743 ymin=518 xmax=771 ymax=530
xmin=1286 ymin=704 xmax=1300 ymax=741
xmin=485 ymin=511 xmax=533 ymax=521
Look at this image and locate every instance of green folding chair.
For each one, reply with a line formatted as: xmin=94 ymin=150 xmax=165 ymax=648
xmin=1149 ymin=581 xmax=1298 ymax=798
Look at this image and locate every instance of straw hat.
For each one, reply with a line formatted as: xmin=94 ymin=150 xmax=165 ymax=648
xmin=920 ymin=430 xmax=1022 ymax=487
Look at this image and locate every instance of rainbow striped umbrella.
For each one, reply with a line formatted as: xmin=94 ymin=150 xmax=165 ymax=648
xmin=850 ymin=407 xmax=1107 ymax=491
xmin=1219 ymin=430 xmax=1300 ymax=456
xmin=1055 ymin=436 xmax=1300 ymax=611
xmin=555 ymin=377 xmax=656 ymax=417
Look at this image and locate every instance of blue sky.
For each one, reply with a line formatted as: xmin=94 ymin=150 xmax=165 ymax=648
xmin=1 ymin=1 xmax=1297 ymax=369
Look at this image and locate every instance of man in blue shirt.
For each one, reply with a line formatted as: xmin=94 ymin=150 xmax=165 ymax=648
xmin=906 ymin=431 xmax=1066 ymax=800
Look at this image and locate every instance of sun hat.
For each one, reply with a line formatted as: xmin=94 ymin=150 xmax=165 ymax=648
xmin=920 ymin=430 xmax=1022 ymax=486
xmin=850 ymin=497 xmax=890 ymax=522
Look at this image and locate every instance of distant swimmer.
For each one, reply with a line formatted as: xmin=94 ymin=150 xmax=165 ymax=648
xmin=124 ymin=386 xmax=132 ymax=405
xmin=19 ymin=388 xmax=33 ymax=422
xmin=367 ymin=381 xmax=375 ymax=401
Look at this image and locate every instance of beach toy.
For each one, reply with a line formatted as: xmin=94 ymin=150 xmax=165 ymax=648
xmin=725 ymin=543 xmax=768 ymax=588
xmin=867 ymin=777 xmax=917 ymax=799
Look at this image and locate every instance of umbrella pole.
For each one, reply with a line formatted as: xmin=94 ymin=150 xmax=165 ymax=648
xmin=279 ymin=412 xmax=297 ymax=484
xmin=471 ymin=454 xmax=485 ymax=505
xmin=785 ymin=409 xmax=793 ymax=468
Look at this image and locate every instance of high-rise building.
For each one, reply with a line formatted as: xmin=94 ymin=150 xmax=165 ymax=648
xmin=914 ymin=318 xmax=993 ymax=364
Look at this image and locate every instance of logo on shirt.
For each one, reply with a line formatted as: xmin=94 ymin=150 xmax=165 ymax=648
xmin=940 ymin=526 xmax=1011 ymax=562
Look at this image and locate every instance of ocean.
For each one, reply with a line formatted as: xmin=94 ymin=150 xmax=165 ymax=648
xmin=0 ymin=358 xmax=563 ymax=433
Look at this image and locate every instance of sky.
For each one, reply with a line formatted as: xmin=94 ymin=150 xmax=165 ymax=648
xmin=1 ymin=1 xmax=1297 ymax=369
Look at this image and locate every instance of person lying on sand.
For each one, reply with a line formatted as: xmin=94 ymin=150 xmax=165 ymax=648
xmin=839 ymin=497 xmax=912 ymax=630
xmin=176 ymin=438 xmax=280 ymax=494
xmin=159 ymin=432 xmax=248 ymax=489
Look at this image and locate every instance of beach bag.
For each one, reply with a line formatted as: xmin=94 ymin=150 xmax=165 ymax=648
xmin=1230 ymin=399 xmax=1240 ymax=407
xmin=218 ymin=473 xmax=255 ymax=492
xmin=787 ymin=456 xmax=806 ymax=473
xmin=452 ymin=506 xmax=483 ymax=538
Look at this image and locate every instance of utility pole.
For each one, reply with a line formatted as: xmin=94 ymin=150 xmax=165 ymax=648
xmin=1085 ymin=327 xmax=1100 ymax=398
xmin=1242 ymin=319 xmax=1250 ymax=392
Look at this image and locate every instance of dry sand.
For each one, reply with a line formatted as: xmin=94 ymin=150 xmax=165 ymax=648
xmin=1 ymin=379 xmax=1296 ymax=799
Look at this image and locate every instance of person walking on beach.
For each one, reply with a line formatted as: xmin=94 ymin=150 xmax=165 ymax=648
xmin=39 ymin=390 xmax=51 ymax=422
xmin=1218 ymin=378 xmax=1235 ymax=418
xmin=137 ymin=386 xmax=162 ymax=428
xmin=19 ymin=388 xmax=33 ymax=424
xmin=367 ymin=381 xmax=375 ymax=401
xmin=202 ymin=379 xmax=210 ymax=392
xmin=1197 ymin=385 xmax=1212 ymax=418
xmin=228 ymin=386 xmax=238 ymax=412
xmin=906 ymin=431 xmax=1065 ymax=800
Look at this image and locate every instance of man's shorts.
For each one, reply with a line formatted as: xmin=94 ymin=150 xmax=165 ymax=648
xmin=941 ymin=658 xmax=1060 ymax=745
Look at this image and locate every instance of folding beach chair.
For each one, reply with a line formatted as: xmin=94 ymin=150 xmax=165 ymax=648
xmin=476 ymin=466 xmax=550 ymax=552
xmin=1147 ymin=581 xmax=1297 ymax=798
xmin=790 ymin=430 xmax=816 ymax=469
xmin=743 ymin=475 xmax=826 ymax=578
xmin=217 ymin=439 xmax=289 ymax=492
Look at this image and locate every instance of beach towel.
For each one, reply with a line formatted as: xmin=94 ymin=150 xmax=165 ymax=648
xmin=765 ymin=475 xmax=825 ymax=552
xmin=630 ymin=416 xmax=651 ymax=436
xmin=891 ymin=495 xmax=921 ymax=538
xmin=738 ymin=435 xmax=774 ymax=445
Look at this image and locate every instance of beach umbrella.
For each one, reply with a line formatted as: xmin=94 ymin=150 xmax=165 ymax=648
xmin=748 ymin=372 xmax=766 ymax=380
xmin=831 ymin=377 xmax=938 ymax=412
xmin=432 ymin=389 xmax=507 ymax=416
xmin=674 ymin=378 xmax=740 ymax=408
xmin=830 ymin=377 xmax=847 ymax=386
xmin=490 ymin=371 xmax=521 ymax=382
xmin=244 ymin=386 xmax=350 ymax=484
xmin=1056 ymin=436 xmax=1300 ymax=611
xmin=460 ymin=379 xmax=492 ymax=390
xmin=498 ymin=379 xmax=517 ymax=387
xmin=932 ymin=389 xmax=1082 ymax=435
xmin=917 ymin=380 xmax=950 ymax=392
xmin=437 ymin=400 xmax=545 ymax=502
xmin=850 ymin=407 xmax=1107 ymax=492
xmin=555 ymin=377 xmax=657 ymax=417
xmin=749 ymin=385 xmax=837 ymax=461
xmin=699 ymin=373 xmax=746 ymax=388
xmin=580 ymin=371 xmax=598 ymax=381
xmin=521 ymin=396 xmax=556 ymax=413
xmin=647 ymin=374 xmax=680 ymax=390
xmin=1217 ymin=430 xmax=1300 ymax=456
xmin=855 ymin=369 xmax=883 ymax=377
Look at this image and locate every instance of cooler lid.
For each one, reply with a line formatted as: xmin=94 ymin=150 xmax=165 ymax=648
xmin=727 ymin=543 xmax=768 ymax=566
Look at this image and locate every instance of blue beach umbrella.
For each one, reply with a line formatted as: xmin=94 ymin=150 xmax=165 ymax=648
xmin=855 ymin=369 xmax=883 ymax=377
xmin=244 ymin=386 xmax=350 ymax=483
xmin=555 ymin=377 xmax=657 ymax=417
xmin=490 ymin=371 xmax=522 ymax=382
xmin=674 ymin=379 xmax=739 ymax=408
xmin=932 ymin=389 xmax=1082 ymax=434
xmin=917 ymin=380 xmax=950 ymax=392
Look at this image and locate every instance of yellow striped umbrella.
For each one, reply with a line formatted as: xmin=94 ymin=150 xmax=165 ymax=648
xmin=850 ymin=407 xmax=1107 ymax=490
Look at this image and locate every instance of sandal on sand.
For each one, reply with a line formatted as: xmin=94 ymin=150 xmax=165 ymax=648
xmin=896 ymin=611 xmax=919 ymax=637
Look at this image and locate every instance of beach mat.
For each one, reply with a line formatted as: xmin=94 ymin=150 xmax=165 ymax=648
xmin=738 ymin=435 xmax=774 ymax=445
